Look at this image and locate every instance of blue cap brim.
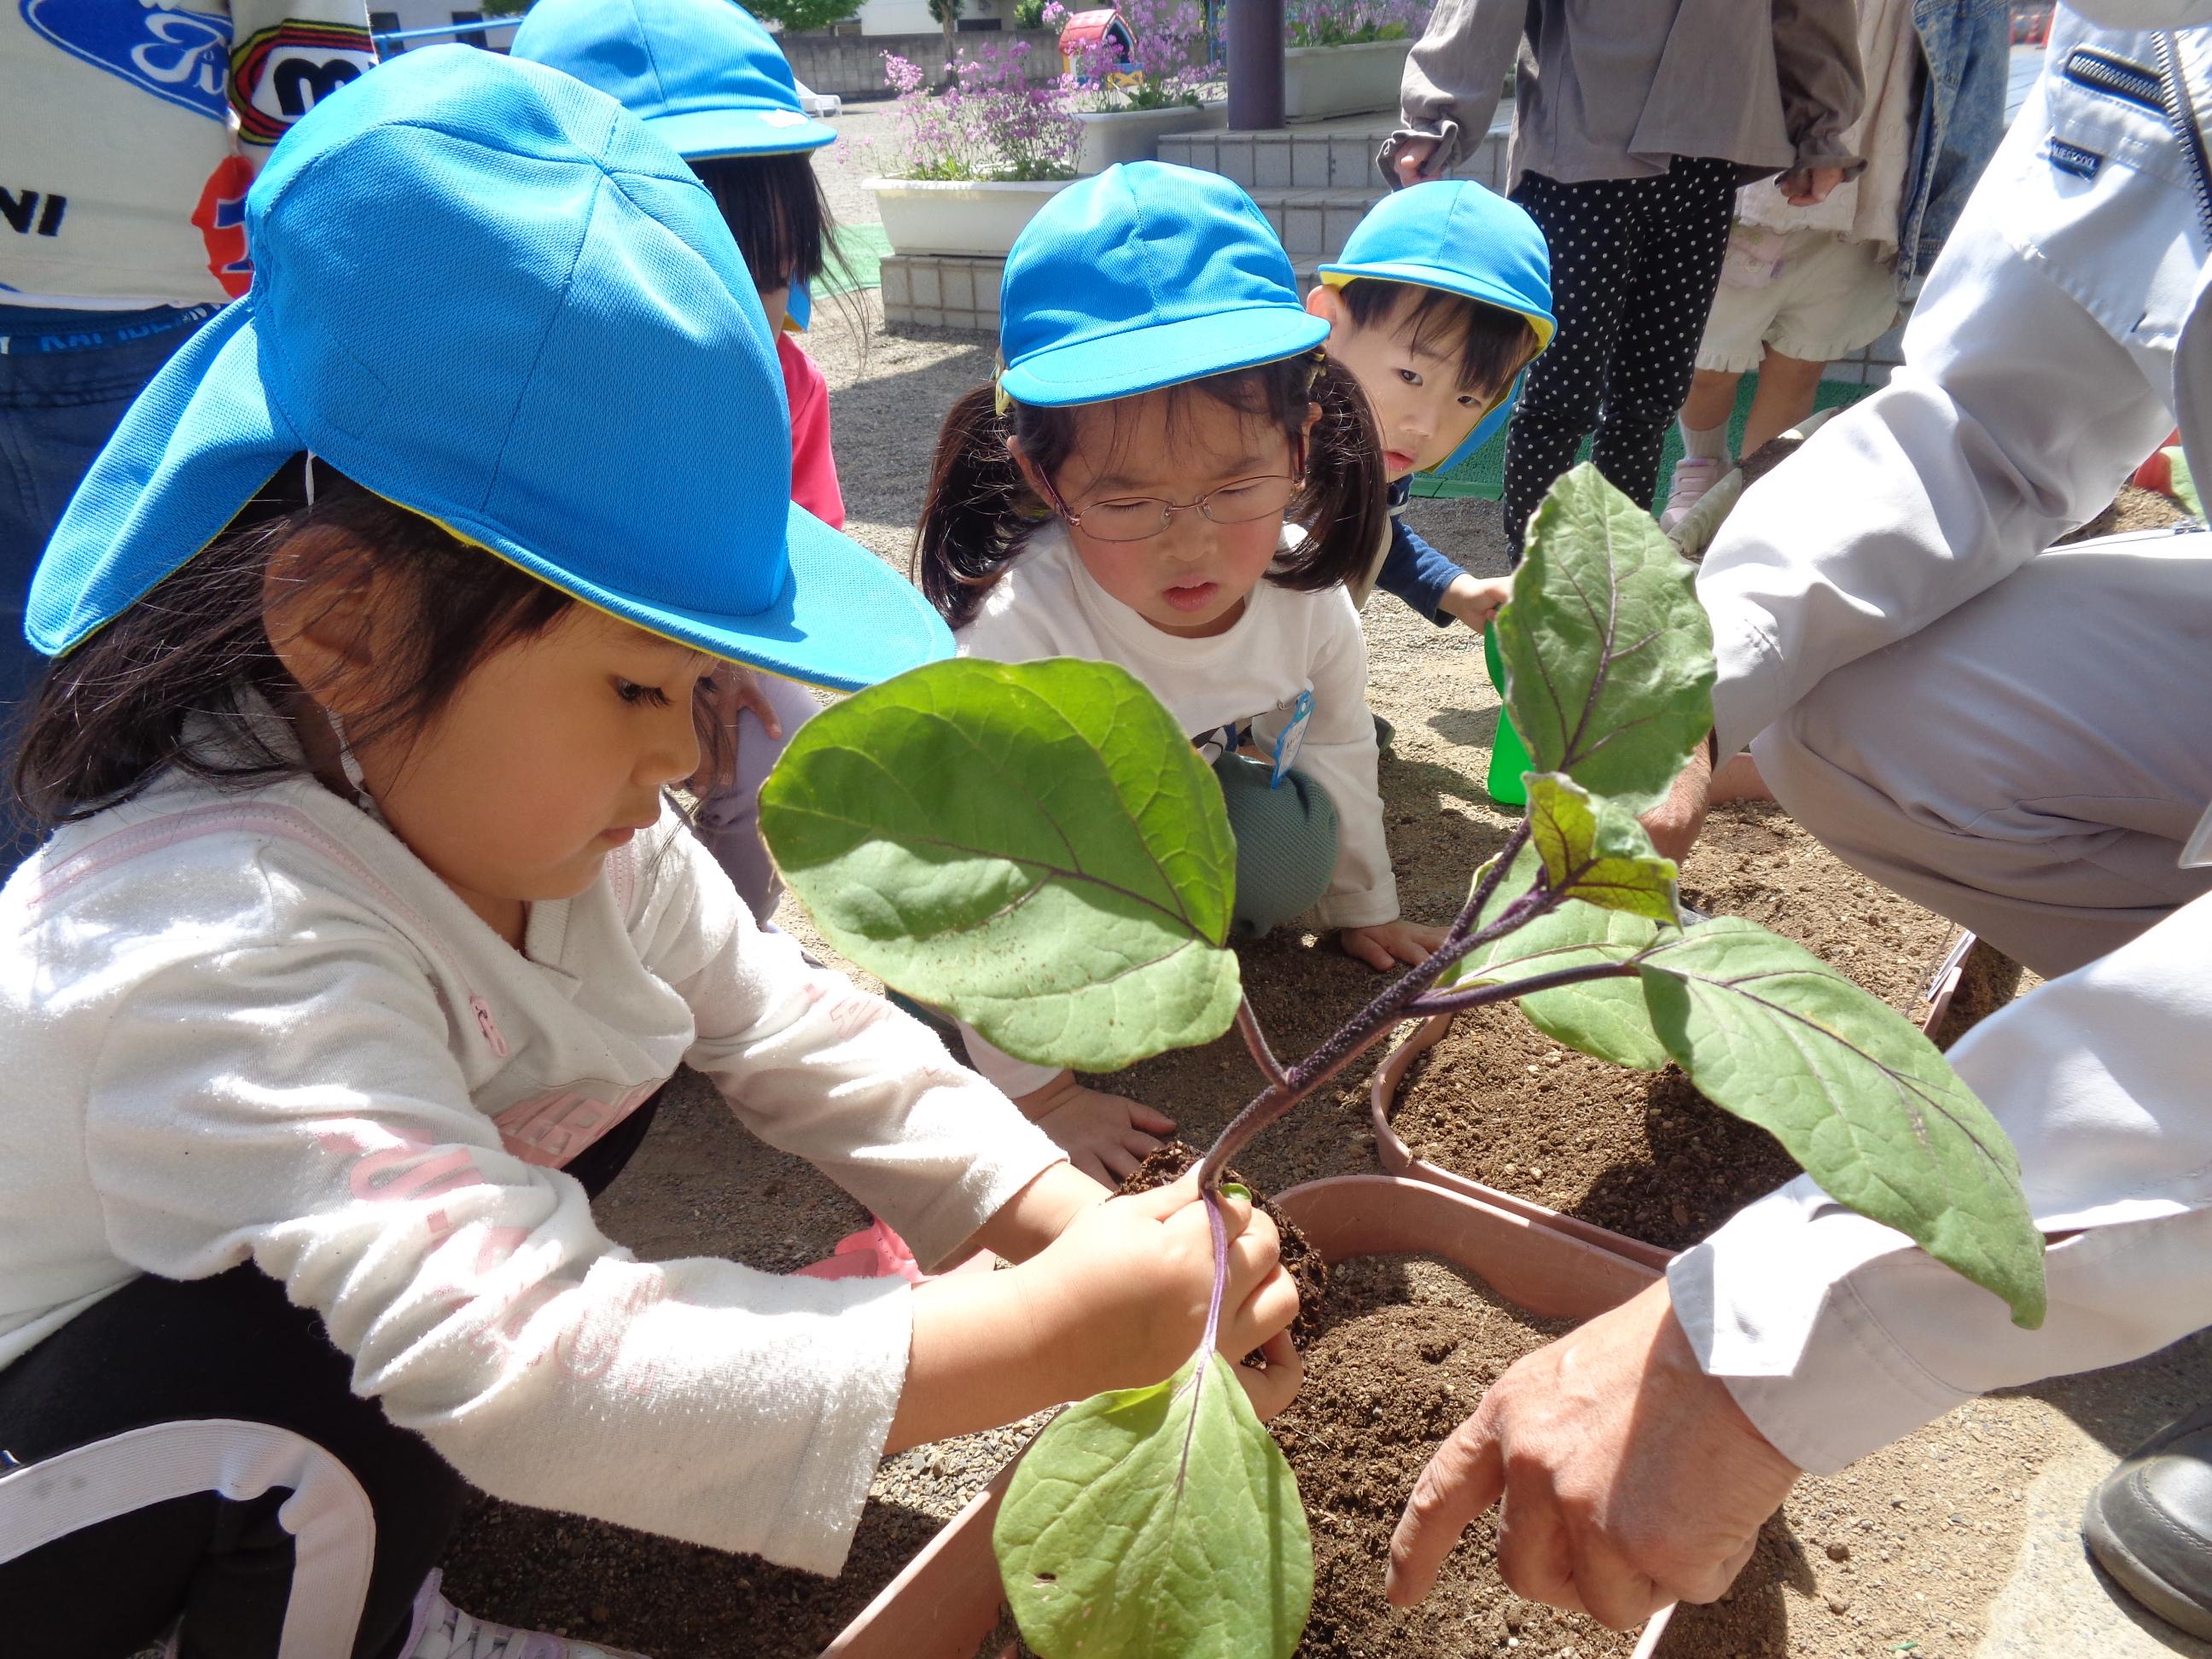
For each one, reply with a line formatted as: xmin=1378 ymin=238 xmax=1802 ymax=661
xmin=783 ymin=276 xmax=811 ymax=332
xmin=999 ymin=306 xmax=1328 ymax=409
xmin=649 ymin=105 xmax=835 ymax=159
xmin=30 ymin=300 xmax=948 ymax=692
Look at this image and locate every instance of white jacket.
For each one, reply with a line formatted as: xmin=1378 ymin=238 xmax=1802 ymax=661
xmin=0 ymin=744 xmax=1063 ymax=1571
xmin=1677 ymin=8 xmax=2212 ymax=1474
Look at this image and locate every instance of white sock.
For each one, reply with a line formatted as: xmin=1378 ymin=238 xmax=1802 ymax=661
xmin=1679 ymin=420 xmax=1731 ymax=463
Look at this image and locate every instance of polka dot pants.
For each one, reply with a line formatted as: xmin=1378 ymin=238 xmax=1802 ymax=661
xmin=1501 ymin=156 xmax=1737 ymax=552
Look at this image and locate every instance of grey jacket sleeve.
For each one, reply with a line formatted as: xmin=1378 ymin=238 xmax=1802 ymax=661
xmin=1390 ymin=0 xmax=1525 ymax=176
xmin=1771 ymin=0 xmax=1866 ymax=171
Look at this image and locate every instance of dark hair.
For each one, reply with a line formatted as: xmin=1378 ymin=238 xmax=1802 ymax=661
xmin=1336 ymin=277 xmax=1541 ymax=399
xmin=913 ymin=353 xmax=1388 ymax=629
xmin=690 ymin=151 xmax=847 ymax=298
xmin=13 ymin=460 xmax=720 ymax=826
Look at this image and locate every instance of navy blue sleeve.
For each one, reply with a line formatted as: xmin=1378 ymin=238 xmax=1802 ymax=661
xmin=1376 ymin=515 xmax=1466 ymax=627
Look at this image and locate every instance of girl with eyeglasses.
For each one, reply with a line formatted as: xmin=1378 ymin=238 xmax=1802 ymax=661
xmin=913 ymin=162 xmax=1447 ymax=1187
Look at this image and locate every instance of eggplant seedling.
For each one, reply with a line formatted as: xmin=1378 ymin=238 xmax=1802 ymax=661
xmin=760 ymin=463 xmax=2046 ymax=1659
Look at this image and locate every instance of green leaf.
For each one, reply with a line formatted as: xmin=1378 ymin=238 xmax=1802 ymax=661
xmin=758 ymin=657 xmax=1240 ymax=1071
xmin=1499 ymin=464 xmax=1716 ymax=813
xmin=1635 ymin=919 xmax=2046 ymax=1327
xmin=1440 ymin=843 xmax=1670 ymax=1069
xmin=1525 ymin=772 xmax=1680 ymax=921
xmin=995 ymin=1350 xmax=1312 ymax=1659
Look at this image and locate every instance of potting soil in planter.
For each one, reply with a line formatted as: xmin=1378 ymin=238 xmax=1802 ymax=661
xmin=1275 ymin=1253 xmax=1639 ymax=1658
xmin=1388 ymin=802 xmax=1964 ymax=1252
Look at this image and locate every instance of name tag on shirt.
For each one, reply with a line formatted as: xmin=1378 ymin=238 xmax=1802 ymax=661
xmin=1270 ymin=690 xmax=1313 ymax=788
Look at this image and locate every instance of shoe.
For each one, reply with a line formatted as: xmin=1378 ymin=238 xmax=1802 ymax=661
xmin=2082 ymin=1404 xmax=2212 ymax=1641
xmin=407 ymin=1569 xmax=653 ymax=1659
xmin=1659 ymin=456 xmax=1727 ymax=531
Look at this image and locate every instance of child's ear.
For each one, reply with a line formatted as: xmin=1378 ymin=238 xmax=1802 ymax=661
xmin=1005 ymin=434 xmax=1051 ymax=501
xmin=1303 ymin=282 xmax=1346 ymax=335
xmin=262 ymin=527 xmax=388 ymax=719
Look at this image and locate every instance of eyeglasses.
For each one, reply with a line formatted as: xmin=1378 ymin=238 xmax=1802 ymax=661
xmin=1036 ymin=444 xmax=1307 ymax=544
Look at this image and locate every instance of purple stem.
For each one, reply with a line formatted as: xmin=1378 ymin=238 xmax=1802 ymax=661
xmin=1406 ymin=958 xmax=1641 ymax=1016
xmin=1194 ymin=822 xmax=1542 ymax=1190
xmin=1199 ymin=1185 xmax=1230 ymax=1358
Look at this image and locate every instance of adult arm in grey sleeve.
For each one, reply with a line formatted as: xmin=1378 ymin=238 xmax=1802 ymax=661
xmin=1393 ymin=0 xmax=1523 ymax=176
xmin=1772 ymin=0 xmax=1866 ymax=170
xmin=1671 ymin=891 xmax=2212 ymax=1474
xmin=1696 ymin=112 xmax=2177 ymax=759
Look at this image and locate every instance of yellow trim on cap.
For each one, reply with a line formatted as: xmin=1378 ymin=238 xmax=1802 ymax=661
xmin=1318 ymin=268 xmax=1557 ymax=353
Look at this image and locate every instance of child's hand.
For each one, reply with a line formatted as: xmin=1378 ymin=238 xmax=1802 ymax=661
xmin=1440 ymin=573 xmax=1512 ymax=632
xmin=688 ymin=664 xmax=783 ymax=794
xmin=1016 ymin=1072 xmax=1177 ymax=1188
xmin=1026 ymin=1174 xmax=1303 ymax=1417
xmin=1338 ymin=918 xmax=1448 ymax=971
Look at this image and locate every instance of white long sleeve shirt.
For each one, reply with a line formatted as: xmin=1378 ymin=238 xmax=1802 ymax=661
xmin=1676 ymin=8 xmax=2212 ymax=1475
xmin=0 ymin=746 xmax=1064 ymax=1571
xmin=953 ymin=521 xmax=1397 ymax=1093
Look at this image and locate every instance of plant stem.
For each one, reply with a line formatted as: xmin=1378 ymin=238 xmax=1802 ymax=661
xmin=1236 ymin=998 xmax=1286 ymax=1086
xmin=1406 ymin=959 xmax=1640 ymax=1016
xmin=1195 ymin=822 xmax=1543 ymax=1189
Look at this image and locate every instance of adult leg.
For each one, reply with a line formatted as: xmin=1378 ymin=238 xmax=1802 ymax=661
xmin=1751 ymin=527 xmax=2212 ymax=977
xmin=690 ymin=673 xmax=819 ymax=924
xmin=1213 ymin=753 xmax=1340 ymax=939
xmin=1593 ymin=157 xmax=1736 ymax=513
xmin=1501 ymin=173 xmax=1635 ymax=554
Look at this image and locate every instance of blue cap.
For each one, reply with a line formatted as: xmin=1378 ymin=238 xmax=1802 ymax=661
xmin=512 ymin=0 xmax=835 ymax=160
xmin=29 ymin=46 xmax=945 ymax=693
xmin=998 ymin=162 xmax=1328 ymax=409
xmin=1318 ymin=180 xmax=1555 ymax=473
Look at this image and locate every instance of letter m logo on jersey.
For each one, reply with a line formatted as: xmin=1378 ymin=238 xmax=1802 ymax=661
xmin=230 ymin=19 xmax=375 ymax=145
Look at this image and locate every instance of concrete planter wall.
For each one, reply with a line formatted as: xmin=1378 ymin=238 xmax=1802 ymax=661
xmin=1074 ymin=100 xmax=1228 ymax=173
xmin=821 ymin=1174 xmax=1674 ymax=1658
xmin=867 ymin=177 xmax=1074 ymax=258
xmin=1283 ymin=37 xmax=1412 ymax=122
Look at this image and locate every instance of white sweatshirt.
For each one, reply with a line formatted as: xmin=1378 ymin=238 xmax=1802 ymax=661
xmin=954 ymin=521 xmax=1398 ymax=1093
xmin=0 ymin=740 xmax=1064 ymax=1573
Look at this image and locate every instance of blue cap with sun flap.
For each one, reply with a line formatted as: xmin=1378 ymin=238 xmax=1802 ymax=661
xmin=28 ymin=46 xmax=945 ymax=693
xmin=512 ymin=0 xmax=836 ymax=159
xmin=1318 ymin=179 xmax=1555 ymax=474
xmin=998 ymin=162 xmax=1328 ymax=409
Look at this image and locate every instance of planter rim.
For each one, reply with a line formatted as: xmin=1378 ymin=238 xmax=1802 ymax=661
xmin=1284 ymin=34 xmax=1414 ymax=55
xmin=823 ymin=1172 xmax=1672 ymax=1658
xmin=864 ymin=175 xmax=1076 ymax=192
xmin=1368 ymin=931 xmax=1976 ymax=1272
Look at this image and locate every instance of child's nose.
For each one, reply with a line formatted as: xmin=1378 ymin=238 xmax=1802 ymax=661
xmin=643 ymin=701 xmax=701 ymax=788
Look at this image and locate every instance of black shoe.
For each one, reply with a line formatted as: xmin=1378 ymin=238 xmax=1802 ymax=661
xmin=2083 ymin=1404 xmax=2212 ymax=1640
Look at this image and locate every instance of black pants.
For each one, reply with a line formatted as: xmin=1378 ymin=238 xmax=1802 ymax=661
xmin=1500 ymin=156 xmax=1737 ymax=553
xmin=0 ymin=1090 xmax=663 ymax=1659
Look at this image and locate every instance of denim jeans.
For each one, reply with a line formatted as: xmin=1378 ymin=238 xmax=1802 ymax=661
xmin=0 ymin=302 xmax=220 ymax=858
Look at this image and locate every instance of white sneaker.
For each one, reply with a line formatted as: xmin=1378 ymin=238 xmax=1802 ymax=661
xmin=406 ymin=1569 xmax=653 ymax=1659
xmin=1659 ymin=456 xmax=1727 ymax=531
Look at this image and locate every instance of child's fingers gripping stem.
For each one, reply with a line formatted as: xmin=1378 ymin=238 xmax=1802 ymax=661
xmin=887 ymin=1173 xmax=1295 ymax=1450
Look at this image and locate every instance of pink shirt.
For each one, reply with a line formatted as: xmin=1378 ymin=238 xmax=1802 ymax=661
xmin=778 ymin=332 xmax=845 ymax=529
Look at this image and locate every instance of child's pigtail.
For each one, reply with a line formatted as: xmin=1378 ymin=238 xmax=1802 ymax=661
xmin=1272 ymin=353 xmax=1391 ymax=594
xmin=913 ymin=382 xmax=1053 ymax=630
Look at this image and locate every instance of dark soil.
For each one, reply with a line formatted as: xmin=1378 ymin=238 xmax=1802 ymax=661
xmin=1388 ymin=802 xmax=1962 ymax=1253
xmin=2058 ymin=482 xmax=2189 ymax=543
xmin=1274 ymin=1254 xmax=1639 ymax=1658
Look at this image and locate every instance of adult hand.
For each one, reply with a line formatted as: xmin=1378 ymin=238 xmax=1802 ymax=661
xmin=1385 ymin=1282 xmax=1801 ymax=1629
xmin=1639 ymin=738 xmax=1714 ymax=865
xmin=1392 ymin=136 xmax=1441 ymax=188
xmin=1777 ymin=165 xmax=1846 ymax=207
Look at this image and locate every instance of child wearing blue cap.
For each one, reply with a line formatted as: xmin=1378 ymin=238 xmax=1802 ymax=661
xmin=0 ymin=52 xmax=1297 ymax=1659
xmin=1305 ymin=180 xmax=1554 ymax=630
xmin=914 ymin=160 xmax=1444 ymax=1180
xmin=514 ymin=0 xmax=853 ymax=926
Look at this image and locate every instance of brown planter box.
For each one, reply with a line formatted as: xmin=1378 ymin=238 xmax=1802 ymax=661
xmin=824 ymin=1173 xmax=1674 ymax=1656
xmin=1366 ymin=934 xmax=1978 ymax=1272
